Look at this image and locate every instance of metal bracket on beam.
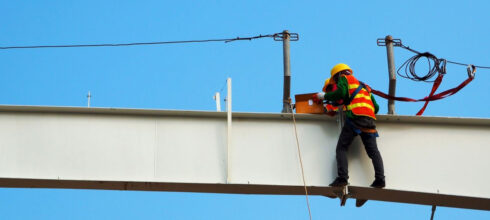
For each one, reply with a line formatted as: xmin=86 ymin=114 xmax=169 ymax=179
xmin=329 ymin=185 xmax=369 ymax=207
xmin=331 ymin=185 xmax=350 ymax=206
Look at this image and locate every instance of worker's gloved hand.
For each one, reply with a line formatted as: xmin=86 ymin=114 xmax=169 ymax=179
xmin=312 ymin=92 xmax=325 ymax=104
xmin=312 ymin=92 xmax=322 ymax=103
xmin=312 ymin=92 xmax=325 ymax=103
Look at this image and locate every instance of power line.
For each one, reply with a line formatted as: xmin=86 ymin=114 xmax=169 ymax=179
xmin=0 ymin=33 xmax=279 ymax=50
xmin=393 ymin=43 xmax=490 ymax=83
xmin=400 ymin=44 xmax=490 ymax=69
xmin=446 ymin=60 xmax=490 ymax=69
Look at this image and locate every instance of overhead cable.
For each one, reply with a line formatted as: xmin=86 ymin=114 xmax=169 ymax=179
xmin=446 ymin=60 xmax=490 ymax=69
xmin=403 ymin=43 xmax=488 ymax=71
xmin=399 ymin=44 xmax=490 ymax=69
xmin=0 ymin=33 xmax=282 ymax=50
xmin=394 ymin=43 xmax=489 ymax=82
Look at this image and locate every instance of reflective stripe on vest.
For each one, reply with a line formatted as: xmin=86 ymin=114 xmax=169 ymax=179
xmin=326 ymin=104 xmax=347 ymax=112
xmin=344 ymin=75 xmax=376 ymax=119
xmin=325 ymin=104 xmax=338 ymax=112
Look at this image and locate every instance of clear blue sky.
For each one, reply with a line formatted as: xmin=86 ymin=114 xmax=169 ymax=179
xmin=0 ymin=0 xmax=489 ymax=219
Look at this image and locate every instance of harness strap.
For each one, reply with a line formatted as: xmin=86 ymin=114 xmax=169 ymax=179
xmin=345 ymin=117 xmax=379 ymax=138
xmin=372 ymin=79 xmax=471 ymax=102
xmin=416 ymin=74 xmax=444 ymax=115
xmin=345 ymin=82 xmax=366 ymax=106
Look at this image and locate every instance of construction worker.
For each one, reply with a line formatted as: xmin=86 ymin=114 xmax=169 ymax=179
xmin=314 ymin=63 xmax=385 ymax=188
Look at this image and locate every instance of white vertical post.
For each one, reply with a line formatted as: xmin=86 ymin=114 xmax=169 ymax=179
xmin=226 ymin=78 xmax=232 ymax=183
xmin=87 ymin=91 xmax=91 ymax=108
xmin=214 ymin=92 xmax=221 ymax=112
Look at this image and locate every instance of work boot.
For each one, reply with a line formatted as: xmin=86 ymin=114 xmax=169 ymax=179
xmin=370 ymin=179 xmax=385 ymax=188
xmin=329 ymin=177 xmax=348 ymax=187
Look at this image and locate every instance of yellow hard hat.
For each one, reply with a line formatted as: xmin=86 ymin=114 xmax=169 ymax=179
xmin=324 ymin=78 xmax=331 ymax=86
xmin=330 ymin=63 xmax=353 ymax=77
xmin=322 ymin=78 xmax=334 ymax=92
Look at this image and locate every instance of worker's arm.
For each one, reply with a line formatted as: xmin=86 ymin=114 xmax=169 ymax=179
xmin=324 ymin=76 xmax=348 ymax=101
xmin=371 ymin=94 xmax=379 ymax=114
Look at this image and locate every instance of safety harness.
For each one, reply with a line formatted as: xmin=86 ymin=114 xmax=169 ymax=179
xmin=344 ymin=81 xmax=366 ymax=106
xmin=344 ymin=81 xmax=379 ymax=137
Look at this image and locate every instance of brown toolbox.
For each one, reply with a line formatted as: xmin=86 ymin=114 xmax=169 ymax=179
xmin=294 ymin=93 xmax=325 ymax=114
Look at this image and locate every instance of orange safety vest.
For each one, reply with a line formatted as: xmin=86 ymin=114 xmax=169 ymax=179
xmin=343 ymin=75 xmax=376 ymax=119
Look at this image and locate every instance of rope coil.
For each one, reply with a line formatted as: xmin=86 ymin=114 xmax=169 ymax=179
xmin=397 ymin=50 xmax=447 ymax=82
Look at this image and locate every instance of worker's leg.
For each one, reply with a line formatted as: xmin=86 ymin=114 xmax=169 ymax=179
xmin=335 ymin=124 xmax=357 ymax=180
xmin=360 ymin=133 xmax=385 ymax=181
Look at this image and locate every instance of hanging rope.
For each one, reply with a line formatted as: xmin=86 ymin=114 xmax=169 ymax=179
xmin=289 ymin=101 xmax=313 ymax=220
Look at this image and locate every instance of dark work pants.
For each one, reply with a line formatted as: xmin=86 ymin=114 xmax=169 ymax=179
xmin=335 ymin=123 xmax=385 ymax=181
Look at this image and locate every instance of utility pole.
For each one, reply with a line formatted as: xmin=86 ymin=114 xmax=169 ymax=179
xmin=273 ymin=30 xmax=298 ymax=113
xmin=385 ymin=35 xmax=397 ymax=114
xmin=281 ymin=30 xmax=292 ymax=113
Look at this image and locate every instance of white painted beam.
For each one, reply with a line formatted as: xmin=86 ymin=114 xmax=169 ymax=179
xmin=0 ymin=105 xmax=488 ymax=210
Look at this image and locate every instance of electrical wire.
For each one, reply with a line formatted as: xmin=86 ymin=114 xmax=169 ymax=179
xmin=446 ymin=60 xmax=490 ymax=69
xmin=0 ymin=34 xmax=277 ymax=50
xmin=219 ymin=79 xmax=228 ymax=94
